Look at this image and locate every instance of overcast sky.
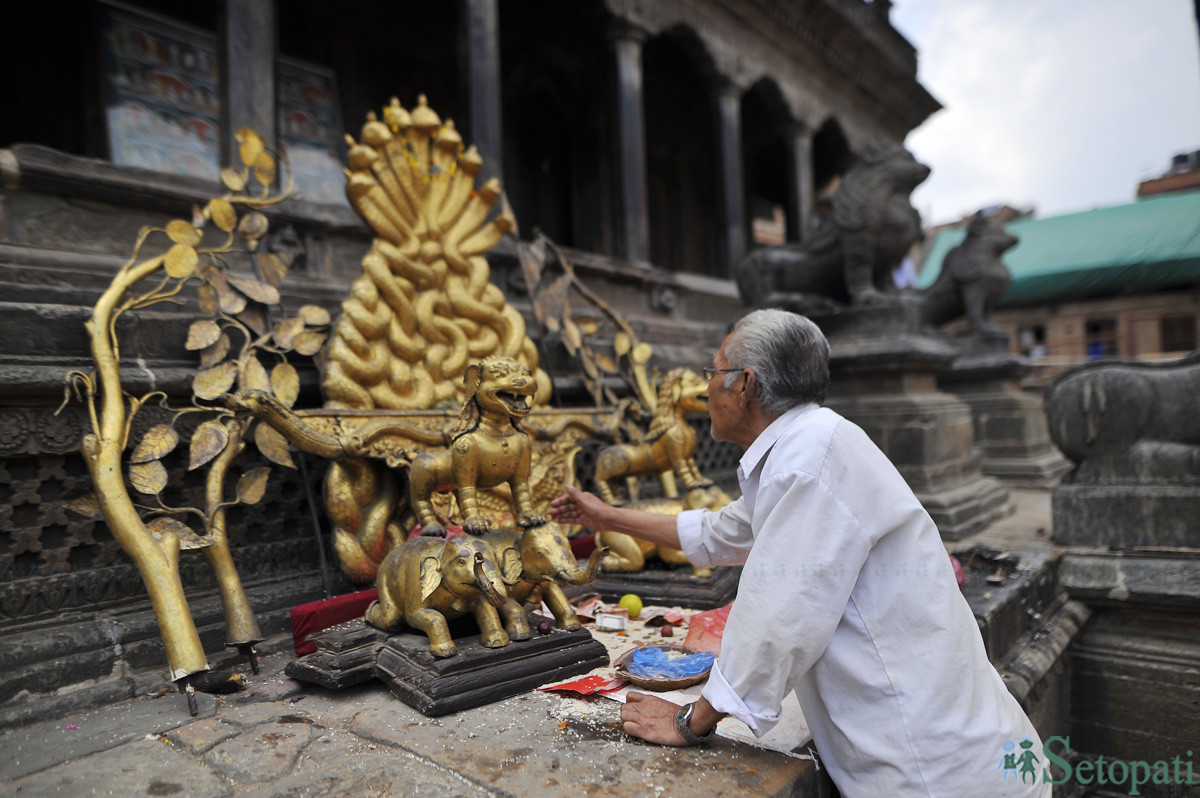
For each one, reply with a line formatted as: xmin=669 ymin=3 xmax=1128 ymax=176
xmin=890 ymin=0 xmax=1200 ymax=226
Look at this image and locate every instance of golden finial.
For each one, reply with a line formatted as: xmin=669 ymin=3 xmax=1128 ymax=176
xmin=383 ymin=97 xmax=411 ymax=133
xmin=435 ymin=119 xmax=463 ymax=152
xmin=411 ymin=94 xmax=440 ymax=131
xmin=360 ymin=111 xmax=392 ymax=148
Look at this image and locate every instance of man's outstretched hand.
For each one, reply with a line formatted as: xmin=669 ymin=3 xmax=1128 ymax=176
xmin=549 ymin=484 xmax=610 ymax=531
xmin=620 ymin=692 xmax=692 ymax=746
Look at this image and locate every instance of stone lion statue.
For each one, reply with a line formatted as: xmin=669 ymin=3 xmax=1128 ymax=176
xmin=920 ymin=213 xmax=1016 ymax=339
xmin=735 ymin=138 xmax=930 ymax=310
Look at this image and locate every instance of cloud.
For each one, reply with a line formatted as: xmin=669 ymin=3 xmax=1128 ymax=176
xmin=893 ymin=0 xmax=1200 ymax=225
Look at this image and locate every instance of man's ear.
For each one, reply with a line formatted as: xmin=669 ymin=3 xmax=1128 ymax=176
xmin=739 ymin=369 xmax=758 ymax=406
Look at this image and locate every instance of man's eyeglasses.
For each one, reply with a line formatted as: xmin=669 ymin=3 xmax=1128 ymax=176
xmin=703 ymin=367 xmax=743 ymax=381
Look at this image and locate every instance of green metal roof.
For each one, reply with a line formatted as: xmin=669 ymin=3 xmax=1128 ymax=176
xmin=917 ymin=189 xmax=1200 ymax=306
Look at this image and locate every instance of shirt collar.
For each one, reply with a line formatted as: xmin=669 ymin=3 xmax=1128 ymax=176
xmin=737 ymin=403 xmax=819 ymax=479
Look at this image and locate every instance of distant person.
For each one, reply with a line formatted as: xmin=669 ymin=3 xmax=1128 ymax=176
xmin=551 ymin=309 xmax=1047 ymax=797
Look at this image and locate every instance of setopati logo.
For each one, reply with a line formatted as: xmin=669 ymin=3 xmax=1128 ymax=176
xmin=1000 ymin=736 xmax=1197 ymax=795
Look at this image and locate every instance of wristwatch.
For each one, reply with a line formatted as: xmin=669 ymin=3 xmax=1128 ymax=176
xmin=674 ymin=702 xmax=716 ymax=745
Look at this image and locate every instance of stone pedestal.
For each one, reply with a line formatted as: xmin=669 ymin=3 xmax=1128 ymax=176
xmin=939 ymin=343 xmax=1070 ymax=489
xmin=814 ymin=297 xmax=1012 ymax=540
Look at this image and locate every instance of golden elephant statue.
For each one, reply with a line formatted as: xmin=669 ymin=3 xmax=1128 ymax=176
xmin=486 ymin=523 xmax=608 ymax=632
xmin=365 ymin=534 xmax=513 ymax=657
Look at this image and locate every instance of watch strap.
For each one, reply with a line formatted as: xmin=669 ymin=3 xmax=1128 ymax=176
xmin=674 ymin=702 xmax=715 ymax=745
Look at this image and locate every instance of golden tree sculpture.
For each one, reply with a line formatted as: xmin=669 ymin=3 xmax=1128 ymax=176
xmin=61 ymin=130 xmax=324 ymax=714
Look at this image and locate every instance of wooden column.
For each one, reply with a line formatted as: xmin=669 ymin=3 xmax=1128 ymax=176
xmin=219 ymin=0 xmax=277 ymax=165
xmin=787 ymin=122 xmax=815 ymax=242
xmin=461 ymin=0 xmax=503 ymax=185
xmin=607 ymin=21 xmax=650 ymax=265
xmin=716 ymin=79 xmax=746 ymax=275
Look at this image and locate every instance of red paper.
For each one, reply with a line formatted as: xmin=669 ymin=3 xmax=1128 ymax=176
xmin=538 ymin=674 xmax=628 ymax=695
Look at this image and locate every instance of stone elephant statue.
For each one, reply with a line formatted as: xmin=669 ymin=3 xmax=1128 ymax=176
xmin=486 ymin=524 xmax=608 ymax=632
xmin=365 ymin=534 xmax=512 ymax=657
xmin=1044 ymin=351 xmax=1200 ymax=481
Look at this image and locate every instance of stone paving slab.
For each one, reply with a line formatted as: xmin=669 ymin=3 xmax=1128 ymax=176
xmin=1 ymin=688 xmax=219 ymax=781
xmin=6 ymin=736 xmax=234 ymax=797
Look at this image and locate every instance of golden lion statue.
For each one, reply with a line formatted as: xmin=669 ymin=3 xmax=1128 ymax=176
xmin=410 ymin=355 xmax=546 ymax=537
xmin=593 ymin=368 xmax=713 ymax=504
xmin=592 ymin=368 xmax=730 ymax=576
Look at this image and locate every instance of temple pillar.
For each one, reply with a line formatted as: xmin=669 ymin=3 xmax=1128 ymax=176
xmin=607 ymin=21 xmax=650 ymax=264
xmin=460 ymin=0 xmax=503 ymax=185
xmin=219 ymin=0 xmax=277 ymax=163
xmin=787 ymin=122 xmax=815 ymax=242
xmin=716 ymin=79 xmax=747 ymax=274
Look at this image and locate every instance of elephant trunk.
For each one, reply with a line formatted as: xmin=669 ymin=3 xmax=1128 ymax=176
xmin=474 ymin=552 xmax=509 ymax=608
xmin=555 ymin=546 xmax=609 ymax=586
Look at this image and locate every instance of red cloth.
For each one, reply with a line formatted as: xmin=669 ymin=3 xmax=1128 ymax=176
xmin=290 ymin=589 xmax=378 ymax=656
xmin=570 ymin=533 xmax=596 ymax=559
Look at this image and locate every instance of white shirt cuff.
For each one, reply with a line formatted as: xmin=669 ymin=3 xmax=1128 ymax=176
xmin=675 ymin=509 xmax=712 ymax=567
xmin=701 ymin=659 xmax=782 ymax=737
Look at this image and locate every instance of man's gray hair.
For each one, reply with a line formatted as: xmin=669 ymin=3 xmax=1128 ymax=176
xmin=724 ymin=309 xmax=830 ymax=415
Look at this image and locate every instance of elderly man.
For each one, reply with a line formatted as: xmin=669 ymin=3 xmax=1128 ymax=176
xmin=550 ymin=309 xmax=1047 ymax=798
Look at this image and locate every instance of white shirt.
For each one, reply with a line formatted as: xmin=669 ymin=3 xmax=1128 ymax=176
xmin=677 ymin=404 xmax=1049 ymax=798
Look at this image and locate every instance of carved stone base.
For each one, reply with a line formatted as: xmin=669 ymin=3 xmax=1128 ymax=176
xmin=373 ymin=617 xmax=609 ymax=716
xmin=1053 ymin=484 xmax=1200 ymax=548
xmin=940 ymin=350 xmax=1070 ymax=489
xmin=913 ymin=475 xmax=1013 ymax=541
xmin=585 ymin=566 xmax=740 ymax=610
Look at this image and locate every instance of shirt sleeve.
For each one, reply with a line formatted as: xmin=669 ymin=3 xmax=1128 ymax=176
xmin=701 ymin=470 xmax=873 ymax=736
xmin=675 ymin=498 xmax=755 ymax=568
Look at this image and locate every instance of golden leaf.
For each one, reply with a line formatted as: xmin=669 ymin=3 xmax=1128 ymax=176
xmin=254 ymin=423 xmax=295 ymax=468
xmin=227 ymin=274 xmax=280 ymax=305
xmin=297 ymin=304 xmax=331 ymax=326
xmin=185 ymin=319 xmax=222 ymax=351
xmin=544 ymin=316 xmax=561 ymax=333
xmin=238 ymin=211 xmax=269 ymax=241
xmin=66 ymin=493 xmax=104 ymax=520
xmin=237 ymin=303 xmax=269 ymax=336
xmin=219 ymin=287 xmax=248 ymax=315
xmin=165 ymin=244 xmax=198 ymax=279
xmin=237 ymin=466 xmax=272 ymax=503
xmin=595 ymin=353 xmax=618 ymax=373
xmin=197 ymin=283 xmax=219 ymax=316
xmin=193 ymin=361 xmax=239 ymax=400
xmin=253 ymin=151 xmax=276 ymax=186
xmin=237 ymin=128 xmax=264 ymax=170
xmin=189 ymin=418 xmax=230 ymax=470
xmin=207 ymin=198 xmax=237 ymax=233
xmin=130 ymin=424 xmax=180 ymax=464
xmin=577 ymin=316 xmax=599 ymax=336
xmin=614 ymin=331 xmax=632 ymax=356
xmin=270 ymin=362 xmax=301 ymax=408
xmin=220 ymin=167 xmax=246 ymax=193
xmin=147 ymin=516 xmax=211 ymax=550
xmin=292 ymin=330 xmax=327 ymax=356
xmin=272 ymin=316 xmax=305 ymax=350
xmin=199 ymin=332 xmax=231 ymax=369
xmin=561 ymin=318 xmax=582 ymax=355
xmin=166 ymin=220 xmax=202 ymax=247
xmin=239 ymin=353 xmax=270 ymax=392
xmin=631 ymin=342 xmax=654 ymax=365
xmin=129 ymin=460 xmax=169 ymax=495
xmin=256 ymin=252 xmax=288 ymax=287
